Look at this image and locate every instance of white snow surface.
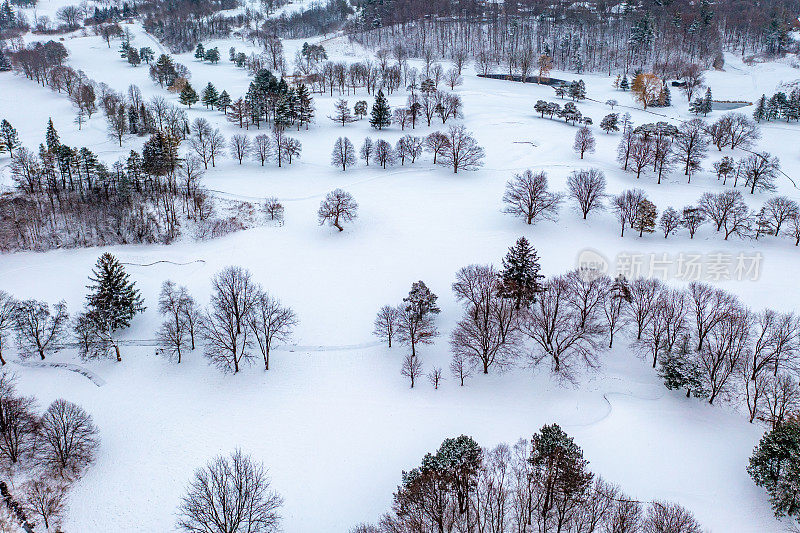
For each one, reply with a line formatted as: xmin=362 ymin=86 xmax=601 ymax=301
xmin=1 ymin=22 xmax=800 ymax=532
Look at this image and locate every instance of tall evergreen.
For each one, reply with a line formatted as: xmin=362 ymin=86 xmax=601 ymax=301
xmin=370 ymin=90 xmax=391 ymax=130
xmin=296 ymin=83 xmax=314 ymax=129
xmin=194 ymin=43 xmax=205 ymax=60
xmin=620 ymin=75 xmax=629 ymax=91
xmin=179 ymin=83 xmax=199 ymax=107
xmin=753 ymin=94 xmax=767 ymax=122
xmin=45 ymin=118 xmax=59 ymax=154
xmin=86 ymin=253 xmax=145 ymax=332
xmin=0 ymin=49 xmax=11 ymax=71
xmin=201 ymin=82 xmax=219 ymax=109
xmin=498 ymin=237 xmax=544 ymax=309
xmin=216 ymin=90 xmax=231 ymax=113
xmin=0 ymin=120 xmax=18 ymax=156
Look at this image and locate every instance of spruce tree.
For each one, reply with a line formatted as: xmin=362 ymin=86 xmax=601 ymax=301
xmin=216 ymin=90 xmax=231 ymax=113
xmin=194 ymin=43 xmax=205 ymax=60
xmin=45 ymin=118 xmax=59 ymax=154
xmin=179 ymin=83 xmax=199 ymax=107
xmin=370 ymin=90 xmax=391 ymax=130
xmin=620 ymin=75 xmax=629 ymax=91
xmin=204 ymin=47 xmax=220 ymax=64
xmin=0 ymin=120 xmax=18 ymax=156
xmin=753 ymin=94 xmax=767 ymax=122
xmin=0 ymin=49 xmax=11 ymax=72
xmin=296 ymin=83 xmax=314 ymax=129
xmin=201 ymin=82 xmax=219 ymax=109
xmin=498 ymin=237 xmax=544 ymax=309
xmin=701 ymin=87 xmax=713 ymax=115
xmin=748 ymin=419 xmax=800 ymax=521
xmin=86 ymin=253 xmax=145 ymax=333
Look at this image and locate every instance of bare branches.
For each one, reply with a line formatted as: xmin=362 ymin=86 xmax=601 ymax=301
xmin=503 ymin=170 xmax=563 ymax=225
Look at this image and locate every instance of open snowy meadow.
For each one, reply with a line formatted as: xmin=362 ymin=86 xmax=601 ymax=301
xmin=1 ymin=2 xmax=800 ymax=531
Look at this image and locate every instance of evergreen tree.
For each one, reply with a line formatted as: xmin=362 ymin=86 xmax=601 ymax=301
xmin=753 ymin=94 xmax=768 ymax=122
xmin=620 ymin=75 xmax=629 ymax=91
xmin=194 ymin=43 xmax=205 ymax=60
xmin=86 ymin=253 xmax=145 ymax=333
xmin=139 ymin=47 xmax=154 ymax=64
xmin=201 ymin=82 xmax=219 ymax=109
xmin=45 ymin=118 xmax=59 ymax=154
xmin=0 ymin=120 xmax=18 ymax=156
xmin=498 ymin=237 xmax=544 ymax=309
xmin=657 ymin=335 xmax=706 ymax=397
xmin=600 ymin=113 xmax=619 ymax=133
xmin=370 ymin=90 xmax=391 ymax=130
xmin=404 ymin=281 xmax=440 ymax=319
xmin=701 ymin=87 xmax=713 ymax=115
xmin=0 ymin=49 xmax=10 ymax=72
xmin=179 ymin=83 xmax=199 ymax=107
xmin=568 ymin=79 xmax=586 ymax=101
xmin=296 ymin=83 xmax=314 ymax=129
xmin=204 ymin=47 xmax=220 ymax=64
xmin=216 ymin=90 xmax=231 ymax=113
xmin=330 ymin=99 xmax=356 ymax=125
xmin=748 ymin=419 xmax=800 ymax=520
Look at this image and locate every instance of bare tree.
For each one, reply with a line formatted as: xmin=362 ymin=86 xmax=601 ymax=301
xmin=248 ymin=291 xmax=297 ymax=371
xmin=373 ymin=305 xmax=399 ymax=348
xmin=521 ymin=275 xmax=603 ymax=380
xmin=401 ymin=354 xmax=423 ymax=388
xmin=207 ymin=128 xmax=226 ymax=167
xmin=318 ymin=189 xmax=358 ymax=232
xmin=742 ymin=152 xmax=780 ymax=194
xmin=699 ymin=310 xmax=751 ymax=404
xmin=567 ymin=169 xmax=606 ymax=219
xmin=252 ymin=134 xmax=271 ymax=166
xmin=425 ymin=131 xmax=450 ymax=164
xmin=450 ymin=351 xmax=473 ymax=386
xmin=13 ymin=300 xmax=69 ymax=360
xmin=450 ymin=265 xmax=521 ymax=374
xmin=360 ymin=137 xmax=374 ymax=165
xmin=626 ymin=277 xmax=662 ymax=341
xmin=688 ymin=282 xmax=740 ymax=352
xmin=22 ymin=478 xmax=68 ymax=532
xmin=177 ymin=450 xmax=283 ymax=533
xmin=699 ymin=190 xmax=745 ymax=232
xmin=264 ymin=198 xmax=285 ymax=225
xmin=374 ymin=139 xmax=395 ymax=168
xmin=610 ymin=189 xmax=645 ymax=237
xmin=674 ymin=119 xmax=708 ymax=176
xmin=0 ymin=374 xmax=37 ymax=465
xmin=763 ymin=373 xmax=800 ymax=429
xmin=725 ymin=113 xmax=760 ymax=150
xmin=331 ymin=137 xmax=356 ymax=171
xmin=503 ymin=170 xmax=564 ymax=225
xmin=38 ymin=399 xmax=99 ymax=478
xmin=763 ymin=196 xmax=798 ymax=237
xmin=437 ymin=125 xmax=485 ymax=173
xmin=750 ymin=309 xmax=798 ymax=378
xmin=679 ymin=63 xmax=705 ymax=102
xmin=229 ymin=134 xmax=251 ymax=164
xmin=573 ymin=126 xmax=596 ymax=159
xmin=201 ymin=267 xmax=259 ymax=373
xmin=158 ymin=280 xmax=193 ymax=363
xmin=643 ymin=500 xmax=703 ymax=533
xmin=427 ymin=367 xmax=443 ymax=389
xmin=0 ymin=292 xmax=15 ymax=365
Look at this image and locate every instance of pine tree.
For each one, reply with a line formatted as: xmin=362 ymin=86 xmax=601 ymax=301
xmin=194 ymin=43 xmax=205 ymax=60
xmin=45 ymin=118 xmax=59 ymax=154
xmin=620 ymin=75 xmax=629 ymax=91
xmin=204 ymin=47 xmax=220 ymax=64
xmin=179 ymin=83 xmax=199 ymax=107
xmin=748 ymin=420 xmax=800 ymax=520
xmin=600 ymin=113 xmax=619 ymax=133
xmin=701 ymin=87 xmax=713 ymax=115
xmin=0 ymin=120 xmax=18 ymax=156
xmin=498 ymin=237 xmax=544 ymax=309
xmin=86 ymin=253 xmax=145 ymax=333
xmin=0 ymin=49 xmax=12 ymax=71
xmin=216 ymin=90 xmax=231 ymax=113
xmin=330 ymin=99 xmax=356 ymax=125
xmin=296 ymin=83 xmax=314 ymax=129
xmin=370 ymin=90 xmax=391 ymax=130
xmin=657 ymin=335 xmax=706 ymax=398
xmin=201 ymin=82 xmax=219 ymax=109
xmin=753 ymin=94 xmax=767 ymax=122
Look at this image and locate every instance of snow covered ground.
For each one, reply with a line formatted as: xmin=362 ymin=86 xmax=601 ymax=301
xmin=1 ymin=21 xmax=800 ymax=532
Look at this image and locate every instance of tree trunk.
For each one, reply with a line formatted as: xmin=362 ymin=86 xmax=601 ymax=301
xmin=115 ymin=344 xmax=122 ymax=362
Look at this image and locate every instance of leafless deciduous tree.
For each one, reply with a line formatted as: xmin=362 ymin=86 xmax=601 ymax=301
xmin=0 ymin=292 xmax=15 ymax=365
xmin=373 ymin=305 xmax=399 ymax=348
xmin=642 ymin=500 xmax=703 ymax=533
xmin=177 ymin=450 xmax=283 ymax=533
xmin=626 ymin=277 xmax=662 ymax=341
xmin=699 ymin=310 xmax=751 ymax=404
xmin=201 ymin=267 xmax=259 ymax=373
xmin=762 ymin=373 xmax=800 ymax=429
xmin=567 ymin=169 xmax=606 ymax=219
xmin=699 ymin=190 xmax=746 ymax=232
xmin=449 ymin=351 xmax=473 ymax=386
xmin=158 ymin=281 xmax=196 ymax=363
xmin=437 ymin=125 xmax=485 ymax=173
xmin=763 ymin=196 xmax=798 ymax=237
xmin=229 ymin=134 xmax=252 ymax=164
xmin=22 ymin=478 xmax=68 ymax=532
xmin=331 ymin=137 xmax=356 ymax=171
xmin=522 ymin=275 xmax=603 ymax=381
xmin=13 ymin=300 xmax=69 ymax=360
xmin=742 ymin=152 xmax=780 ymax=194
xmin=0 ymin=373 xmax=38 ymax=466
xmin=573 ymin=126 xmax=596 ymax=159
xmin=318 ymin=189 xmax=358 ymax=232
xmin=252 ymin=134 xmax=271 ymax=166
xmin=264 ymin=198 xmax=285 ymax=225
xmin=450 ymin=265 xmax=520 ymax=374
xmin=724 ymin=113 xmax=760 ymax=150
xmin=38 ymin=399 xmax=99 ymax=478
xmin=248 ymin=292 xmax=297 ymax=371
xmin=401 ymin=354 xmax=423 ymax=388
xmin=427 ymin=367 xmax=443 ymax=389
xmin=503 ymin=170 xmax=563 ymax=225
xmin=688 ymin=281 xmax=740 ymax=352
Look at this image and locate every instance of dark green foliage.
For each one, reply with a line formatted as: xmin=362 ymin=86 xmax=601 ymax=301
xmin=748 ymin=419 xmax=800 ymax=520
xmin=201 ymin=82 xmax=218 ymax=109
xmin=86 ymin=253 xmax=145 ymax=332
xmin=498 ymin=237 xmax=543 ymax=309
xmin=370 ymin=90 xmax=391 ymax=130
xmin=179 ymin=83 xmax=199 ymax=107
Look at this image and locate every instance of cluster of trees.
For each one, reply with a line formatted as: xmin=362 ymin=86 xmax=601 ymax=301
xmin=534 ymin=99 xmax=592 ymax=126
xmin=753 ymin=88 xmax=800 ymax=123
xmin=329 ymin=126 xmax=484 ymax=173
xmin=0 ymin=117 xmax=253 ymax=250
xmin=225 ymin=68 xmax=314 ymax=132
xmin=0 ymin=373 xmax=99 ymax=531
xmin=615 ymin=113 xmax=763 ymax=184
xmin=355 ymin=426 xmax=704 ymax=533
xmin=140 ymin=0 xmax=239 ymax=53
